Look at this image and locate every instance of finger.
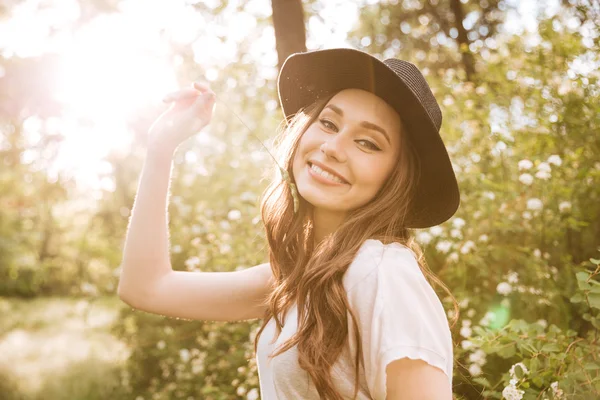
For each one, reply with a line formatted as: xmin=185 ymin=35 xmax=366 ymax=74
xmin=188 ymin=91 xmax=216 ymax=115
xmin=193 ymin=81 xmax=211 ymax=92
xmin=162 ymin=88 xmax=200 ymax=103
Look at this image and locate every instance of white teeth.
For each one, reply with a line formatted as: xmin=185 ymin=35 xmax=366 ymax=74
xmin=310 ymin=163 xmax=345 ymax=184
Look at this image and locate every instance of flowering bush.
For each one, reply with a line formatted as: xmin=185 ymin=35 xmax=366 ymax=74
xmin=108 ymin=7 xmax=600 ymax=400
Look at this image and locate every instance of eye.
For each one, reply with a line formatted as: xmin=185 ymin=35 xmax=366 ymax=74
xmin=319 ymin=118 xmax=338 ymax=132
xmin=356 ymin=139 xmax=381 ymax=151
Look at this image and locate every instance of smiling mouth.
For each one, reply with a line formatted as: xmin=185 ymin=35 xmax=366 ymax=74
xmin=307 ymin=162 xmax=349 ymax=185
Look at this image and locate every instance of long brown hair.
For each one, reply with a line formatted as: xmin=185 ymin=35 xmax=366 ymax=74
xmin=254 ymin=92 xmax=459 ymax=399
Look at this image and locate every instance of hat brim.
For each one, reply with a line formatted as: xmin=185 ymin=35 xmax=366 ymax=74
xmin=277 ymin=48 xmax=460 ymax=228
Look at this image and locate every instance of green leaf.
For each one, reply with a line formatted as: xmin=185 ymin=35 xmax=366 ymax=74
xmin=519 ymin=342 xmax=538 ymax=354
xmin=541 ymin=343 xmax=560 ymax=352
xmin=496 ymin=342 xmax=517 ymax=358
xmin=589 ymin=293 xmax=600 ymax=310
xmin=576 ymin=271 xmax=590 ymax=281
xmin=529 ymin=357 xmax=540 ymax=373
xmin=515 ymin=364 xmax=525 ymax=379
xmin=590 ymin=258 xmax=600 ymax=265
xmin=585 ymin=363 xmax=600 ymax=370
xmin=509 ymin=319 xmax=529 ymax=333
xmin=576 ymin=271 xmax=592 ymax=290
xmin=570 ymin=293 xmax=583 ymax=303
xmin=590 ymin=283 xmax=600 ymax=294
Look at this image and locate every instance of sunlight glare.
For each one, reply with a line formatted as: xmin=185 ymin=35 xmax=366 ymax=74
xmin=50 ymin=10 xmax=179 ymax=191
xmin=55 ymin=15 xmax=175 ymax=124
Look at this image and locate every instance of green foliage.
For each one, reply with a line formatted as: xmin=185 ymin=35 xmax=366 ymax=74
xmin=467 ymin=255 xmax=600 ymax=399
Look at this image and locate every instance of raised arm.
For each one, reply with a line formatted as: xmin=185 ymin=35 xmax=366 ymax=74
xmin=117 ymin=82 xmax=273 ymax=322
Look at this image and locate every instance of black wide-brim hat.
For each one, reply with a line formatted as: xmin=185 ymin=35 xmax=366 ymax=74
xmin=277 ymin=48 xmax=460 ymax=229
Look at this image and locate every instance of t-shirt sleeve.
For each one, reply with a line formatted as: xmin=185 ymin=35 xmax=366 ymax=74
xmin=345 ymin=241 xmax=454 ymax=400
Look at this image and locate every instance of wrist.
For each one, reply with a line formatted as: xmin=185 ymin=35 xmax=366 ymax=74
xmin=147 ymin=142 xmax=176 ymax=164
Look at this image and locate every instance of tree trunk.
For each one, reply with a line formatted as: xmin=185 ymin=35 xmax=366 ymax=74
xmin=449 ymin=0 xmax=476 ymax=81
xmin=271 ymin=0 xmax=307 ymax=72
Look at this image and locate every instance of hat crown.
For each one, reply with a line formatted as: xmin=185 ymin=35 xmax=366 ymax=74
xmin=382 ymin=58 xmax=442 ymax=131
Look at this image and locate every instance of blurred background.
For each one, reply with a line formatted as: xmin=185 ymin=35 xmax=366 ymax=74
xmin=0 ymin=0 xmax=599 ymax=399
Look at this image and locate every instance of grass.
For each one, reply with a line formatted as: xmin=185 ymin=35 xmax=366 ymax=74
xmin=0 ymin=296 xmax=130 ymax=399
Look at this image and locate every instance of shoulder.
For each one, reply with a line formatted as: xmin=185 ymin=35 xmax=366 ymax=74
xmin=343 ymin=239 xmax=422 ymax=293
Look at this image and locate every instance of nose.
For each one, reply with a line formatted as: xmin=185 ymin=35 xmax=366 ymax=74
xmin=320 ymin=131 xmax=348 ymax=163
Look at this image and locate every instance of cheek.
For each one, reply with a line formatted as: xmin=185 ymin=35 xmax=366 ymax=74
xmin=356 ymin=158 xmax=395 ymax=190
xmin=293 ymin=129 xmax=319 ymax=166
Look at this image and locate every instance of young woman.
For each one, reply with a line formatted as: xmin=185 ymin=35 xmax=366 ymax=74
xmin=118 ymin=48 xmax=460 ymax=400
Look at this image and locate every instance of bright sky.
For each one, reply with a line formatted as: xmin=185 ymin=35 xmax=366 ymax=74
xmin=0 ymin=0 xmax=581 ymax=195
xmin=0 ymin=0 xmax=359 ymax=194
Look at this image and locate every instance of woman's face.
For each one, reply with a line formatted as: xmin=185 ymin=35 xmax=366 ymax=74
xmin=292 ymin=88 xmax=403 ymax=216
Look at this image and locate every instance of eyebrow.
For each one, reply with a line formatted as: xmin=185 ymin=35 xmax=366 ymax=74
xmin=323 ymin=104 xmax=391 ymax=145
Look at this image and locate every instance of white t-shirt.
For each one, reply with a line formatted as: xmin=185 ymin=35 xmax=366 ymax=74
xmin=256 ymin=239 xmax=454 ymax=399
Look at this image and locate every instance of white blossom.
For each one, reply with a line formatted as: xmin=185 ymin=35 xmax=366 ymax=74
xmin=526 ymin=198 xmax=543 ymax=210
xmin=416 ymin=231 xmax=433 ymax=244
xmin=157 ymin=340 xmax=166 ymax=350
xmin=179 ymin=349 xmax=190 ymax=363
xmin=550 ymin=381 xmax=564 ymax=398
xmin=448 ymin=252 xmax=459 ymax=263
xmin=537 ymin=162 xmax=551 ymax=172
xmin=461 ymin=340 xmax=474 ymax=350
xmin=430 ymin=226 xmax=443 ymax=237
xmin=468 ymin=363 xmax=482 ymax=376
xmin=534 ymin=249 xmax=542 ymax=258
xmin=519 ymin=173 xmax=533 ymax=185
xmin=478 ymin=234 xmax=489 ymax=242
xmin=492 ymin=141 xmax=508 ymax=156
xmin=480 ymin=311 xmax=494 ymax=327
xmin=436 ymin=240 xmax=452 ymax=253
xmin=537 ymin=319 xmax=548 ymax=328
xmin=461 ymin=240 xmax=476 ymax=254
xmin=467 ymin=308 xmax=476 ymax=318
xmin=518 ymin=159 xmax=533 ymax=170
xmin=507 ymin=271 xmax=519 ymax=284
xmin=459 ymin=298 xmax=470 ymax=308
xmin=497 ymin=282 xmax=513 ymax=295
xmin=240 ymin=191 xmax=256 ymax=201
xmin=460 ymin=326 xmax=472 ymax=338
xmin=535 ymin=169 xmax=551 ymax=180
xmin=247 ymin=388 xmax=260 ymax=400
xmin=469 ymin=349 xmax=487 ymax=365
xmin=559 ymin=201 xmax=572 ymax=213
xmin=185 ymin=256 xmax=201 ymax=270
xmin=462 ymin=319 xmax=472 ymax=327
xmin=522 ymin=211 xmax=532 ymax=220
xmin=502 ymin=384 xmax=524 ymax=400
xmin=547 ymin=154 xmax=562 ymax=166
xmin=228 ymin=209 xmax=242 ymax=220
xmin=452 ymin=217 xmax=466 ymax=229
xmin=172 ymin=245 xmax=182 ymax=254
xmin=451 ymin=228 xmax=462 ymax=238
xmin=483 ymin=191 xmax=496 ymax=200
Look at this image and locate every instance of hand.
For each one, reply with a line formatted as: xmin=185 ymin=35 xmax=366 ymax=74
xmin=148 ymin=81 xmax=216 ymax=154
